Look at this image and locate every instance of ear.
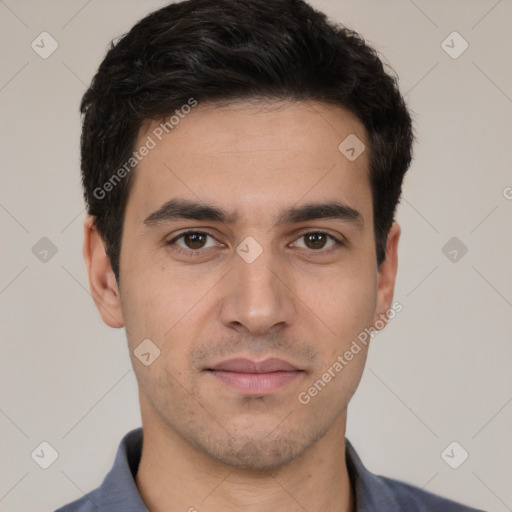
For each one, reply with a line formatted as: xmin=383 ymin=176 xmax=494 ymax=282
xmin=373 ymin=221 xmax=400 ymax=330
xmin=82 ymin=216 xmax=125 ymax=328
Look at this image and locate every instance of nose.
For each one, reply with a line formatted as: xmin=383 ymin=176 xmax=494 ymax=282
xmin=219 ymin=244 xmax=296 ymax=337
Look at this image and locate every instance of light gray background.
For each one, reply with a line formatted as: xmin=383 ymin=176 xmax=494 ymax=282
xmin=1 ymin=1 xmax=511 ymax=511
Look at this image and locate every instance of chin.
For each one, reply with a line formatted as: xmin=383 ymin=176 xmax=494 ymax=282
xmin=192 ymin=421 xmax=329 ymax=471
xmin=210 ymin=437 xmax=304 ymax=470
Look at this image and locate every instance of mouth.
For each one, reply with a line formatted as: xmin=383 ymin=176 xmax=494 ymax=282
xmin=205 ymin=357 xmax=304 ymax=395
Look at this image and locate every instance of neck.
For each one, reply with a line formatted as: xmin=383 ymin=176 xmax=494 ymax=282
xmin=135 ymin=409 xmax=354 ymax=512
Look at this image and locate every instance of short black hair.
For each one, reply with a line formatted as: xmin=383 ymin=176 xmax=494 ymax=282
xmin=80 ymin=0 xmax=414 ymax=283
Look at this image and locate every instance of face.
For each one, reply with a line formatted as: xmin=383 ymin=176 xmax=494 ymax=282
xmin=85 ymin=100 xmax=399 ymax=470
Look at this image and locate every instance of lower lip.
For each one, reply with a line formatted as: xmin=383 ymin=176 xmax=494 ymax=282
xmin=209 ymin=370 xmax=302 ymax=394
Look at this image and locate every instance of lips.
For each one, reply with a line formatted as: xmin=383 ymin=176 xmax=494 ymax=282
xmin=208 ymin=357 xmax=300 ymax=373
xmin=206 ymin=357 xmax=303 ymax=394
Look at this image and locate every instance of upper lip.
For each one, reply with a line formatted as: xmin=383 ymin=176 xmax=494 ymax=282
xmin=208 ymin=357 xmax=300 ymax=373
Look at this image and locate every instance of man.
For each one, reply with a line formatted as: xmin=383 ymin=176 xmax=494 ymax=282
xmin=55 ymin=0 xmax=484 ymax=510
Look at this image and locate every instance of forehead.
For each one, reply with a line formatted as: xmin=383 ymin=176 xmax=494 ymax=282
xmin=124 ymin=100 xmax=372 ymax=227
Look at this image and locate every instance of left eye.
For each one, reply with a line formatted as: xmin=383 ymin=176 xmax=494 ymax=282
xmin=291 ymin=232 xmax=339 ymax=251
xmin=168 ymin=231 xmax=341 ymax=253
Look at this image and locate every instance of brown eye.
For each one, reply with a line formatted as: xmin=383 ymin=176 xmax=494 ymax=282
xmin=182 ymin=232 xmax=208 ymax=249
xmin=292 ymin=231 xmax=340 ymax=251
xmin=304 ymin=232 xmax=328 ymax=249
xmin=168 ymin=231 xmax=218 ymax=253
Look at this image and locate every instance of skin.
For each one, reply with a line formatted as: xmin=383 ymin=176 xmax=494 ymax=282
xmin=83 ymin=100 xmax=400 ymax=512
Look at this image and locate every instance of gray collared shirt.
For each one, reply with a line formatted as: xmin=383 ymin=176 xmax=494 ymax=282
xmin=54 ymin=427 xmax=485 ymax=512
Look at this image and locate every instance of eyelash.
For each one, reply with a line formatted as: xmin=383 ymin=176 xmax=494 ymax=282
xmin=167 ymin=230 xmax=344 ymax=257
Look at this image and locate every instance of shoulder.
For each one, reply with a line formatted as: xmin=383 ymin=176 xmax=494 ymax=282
xmin=53 ymin=489 xmax=102 ymax=512
xmin=53 ymin=427 xmax=146 ymax=512
xmin=375 ymin=474 xmax=487 ymax=512
xmin=345 ymin=438 xmax=486 ymax=512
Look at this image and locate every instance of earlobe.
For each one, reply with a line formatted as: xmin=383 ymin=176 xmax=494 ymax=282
xmin=82 ymin=216 xmax=125 ymax=328
xmin=373 ymin=221 xmax=400 ymax=330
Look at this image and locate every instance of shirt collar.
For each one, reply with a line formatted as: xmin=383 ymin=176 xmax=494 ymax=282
xmin=92 ymin=427 xmax=398 ymax=512
xmin=345 ymin=437 xmax=401 ymax=510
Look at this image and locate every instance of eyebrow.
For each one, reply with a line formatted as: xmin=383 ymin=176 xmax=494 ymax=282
xmin=143 ymin=197 xmax=364 ymax=229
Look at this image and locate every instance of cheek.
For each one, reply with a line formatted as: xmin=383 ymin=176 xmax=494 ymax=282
xmin=294 ymin=255 xmax=377 ymax=343
xmin=296 ymin=268 xmax=374 ymax=410
xmin=120 ymin=273 xmax=199 ymax=400
xmin=120 ymin=253 xmax=215 ymax=373
xmin=121 ymin=247 xmax=188 ymax=333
